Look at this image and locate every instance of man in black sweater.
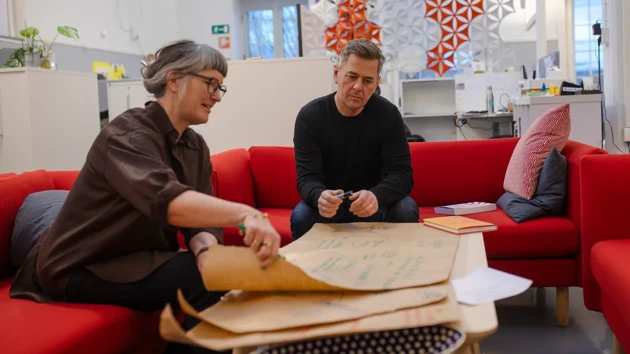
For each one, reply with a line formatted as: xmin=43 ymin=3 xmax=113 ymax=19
xmin=290 ymin=39 xmax=419 ymax=240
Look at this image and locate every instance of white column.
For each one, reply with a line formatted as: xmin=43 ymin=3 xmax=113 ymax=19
xmin=536 ymin=0 xmax=547 ymax=62
xmin=602 ymin=0 xmax=629 ymax=153
xmin=564 ymin=0 xmax=576 ymax=83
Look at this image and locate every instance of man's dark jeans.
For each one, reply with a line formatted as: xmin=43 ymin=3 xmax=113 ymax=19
xmin=289 ymin=196 xmax=419 ymax=240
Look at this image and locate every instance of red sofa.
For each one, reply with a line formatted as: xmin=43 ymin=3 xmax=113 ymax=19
xmin=0 ymin=170 xmax=166 ymax=354
xmin=0 ymin=138 xmax=607 ymax=352
xmin=580 ymin=154 xmax=630 ymax=352
xmin=210 ymin=137 xmax=607 ymax=327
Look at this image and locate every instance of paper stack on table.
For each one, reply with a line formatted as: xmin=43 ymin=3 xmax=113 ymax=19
xmin=159 ymin=223 xmax=466 ymax=352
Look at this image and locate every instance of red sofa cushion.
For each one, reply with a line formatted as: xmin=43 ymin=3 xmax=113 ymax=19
xmin=223 ymin=208 xmax=293 ymax=247
xmin=409 ymin=138 xmax=518 ymax=206
xmin=419 ymin=206 xmax=578 ymax=258
xmin=592 ymin=239 xmax=630 ymax=328
xmin=48 ymin=170 xmax=80 ymax=190
xmin=249 ymin=147 xmax=301 ymax=209
xmin=0 ymin=278 xmax=164 ymax=354
xmin=0 ymin=170 xmax=55 ymax=274
xmin=211 ymin=148 xmax=256 ymax=207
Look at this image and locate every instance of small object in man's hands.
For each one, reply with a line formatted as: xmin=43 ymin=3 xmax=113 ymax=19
xmin=334 ymin=190 xmax=353 ymax=200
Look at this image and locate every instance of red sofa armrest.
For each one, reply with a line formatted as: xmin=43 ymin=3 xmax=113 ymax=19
xmin=210 ymin=148 xmax=256 ymax=208
xmin=561 ymin=141 xmax=606 ymax=230
xmin=580 ymin=154 xmax=629 ymax=311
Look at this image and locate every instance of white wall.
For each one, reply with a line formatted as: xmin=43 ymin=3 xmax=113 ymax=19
xmin=12 ymin=0 xmax=178 ymax=56
xmin=176 ymin=0 xmax=242 ymax=60
xmin=499 ymin=0 xmax=563 ymax=42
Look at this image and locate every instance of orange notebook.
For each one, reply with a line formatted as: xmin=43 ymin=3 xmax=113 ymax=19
xmin=423 ymin=216 xmax=498 ymax=235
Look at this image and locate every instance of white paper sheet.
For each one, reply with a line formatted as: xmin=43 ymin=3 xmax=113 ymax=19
xmin=451 ymin=266 xmax=532 ymax=305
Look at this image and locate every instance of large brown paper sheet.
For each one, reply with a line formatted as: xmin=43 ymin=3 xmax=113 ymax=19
xmin=182 ymin=284 xmax=449 ymax=333
xmin=159 ymin=284 xmax=463 ymax=352
xmin=202 ymin=223 xmax=459 ymax=291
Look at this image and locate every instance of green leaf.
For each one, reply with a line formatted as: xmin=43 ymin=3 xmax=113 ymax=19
xmin=19 ymin=26 xmax=39 ymax=38
xmin=57 ymin=26 xmax=79 ymax=40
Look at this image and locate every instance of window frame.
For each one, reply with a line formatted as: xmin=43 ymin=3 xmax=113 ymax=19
xmin=239 ymin=0 xmax=308 ymax=59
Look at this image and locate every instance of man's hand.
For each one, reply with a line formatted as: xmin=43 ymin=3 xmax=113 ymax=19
xmin=318 ymin=189 xmax=344 ymax=218
xmin=241 ymin=212 xmax=282 ymax=269
xmin=349 ymin=190 xmax=379 ymax=218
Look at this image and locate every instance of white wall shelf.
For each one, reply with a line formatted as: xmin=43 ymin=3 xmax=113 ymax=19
xmin=400 ymin=78 xmax=457 ymax=118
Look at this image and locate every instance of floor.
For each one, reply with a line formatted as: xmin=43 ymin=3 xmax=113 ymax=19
xmin=480 ymin=287 xmax=614 ymax=354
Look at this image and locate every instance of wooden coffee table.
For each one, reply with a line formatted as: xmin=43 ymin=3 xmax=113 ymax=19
xmin=233 ymin=232 xmax=498 ymax=354
xmin=449 ymin=232 xmax=498 ymax=354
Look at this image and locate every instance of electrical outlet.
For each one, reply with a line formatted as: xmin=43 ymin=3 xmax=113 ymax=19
xmin=624 ymin=128 xmax=630 ymax=142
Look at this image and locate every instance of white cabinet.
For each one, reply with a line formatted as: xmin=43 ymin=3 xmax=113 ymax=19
xmin=0 ymin=68 xmax=101 ymax=173
xmin=106 ymin=80 xmax=154 ymax=121
xmin=399 ymin=78 xmax=458 ymax=142
xmin=513 ymin=94 xmax=603 ymax=148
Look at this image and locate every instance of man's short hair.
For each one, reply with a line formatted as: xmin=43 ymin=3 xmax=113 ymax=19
xmin=337 ymin=39 xmax=385 ymax=75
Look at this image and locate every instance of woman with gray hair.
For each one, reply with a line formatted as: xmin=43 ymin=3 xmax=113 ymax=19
xmin=10 ymin=40 xmax=281 ymax=354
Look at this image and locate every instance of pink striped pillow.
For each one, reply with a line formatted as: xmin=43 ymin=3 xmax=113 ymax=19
xmin=504 ymin=103 xmax=571 ymax=199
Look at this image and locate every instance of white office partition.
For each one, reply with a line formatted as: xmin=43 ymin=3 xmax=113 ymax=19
xmin=193 ymin=57 xmax=336 ymax=154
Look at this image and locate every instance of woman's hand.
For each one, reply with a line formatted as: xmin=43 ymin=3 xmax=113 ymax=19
xmin=241 ymin=212 xmax=281 ymax=269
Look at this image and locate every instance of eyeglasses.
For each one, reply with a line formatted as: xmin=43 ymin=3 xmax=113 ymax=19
xmin=186 ymin=72 xmax=227 ymax=98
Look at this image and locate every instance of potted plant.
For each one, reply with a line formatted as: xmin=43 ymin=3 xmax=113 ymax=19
xmin=19 ymin=26 xmax=41 ymax=67
xmin=0 ymin=25 xmax=79 ymax=69
xmin=39 ymin=26 xmax=79 ymax=69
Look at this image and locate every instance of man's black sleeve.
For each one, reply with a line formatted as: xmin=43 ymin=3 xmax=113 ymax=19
xmin=294 ymin=107 xmax=326 ymax=210
xmin=369 ymin=106 xmax=414 ymax=205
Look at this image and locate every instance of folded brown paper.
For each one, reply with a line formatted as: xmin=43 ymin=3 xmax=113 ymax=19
xmin=202 ymin=223 xmax=459 ymax=291
xmin=181 ymin=284 xmax=449 ymax=333
xmin=159 ymin=284 xmax=463 ymax=352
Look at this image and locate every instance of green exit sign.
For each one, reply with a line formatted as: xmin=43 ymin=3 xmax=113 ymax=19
xmin=212 ymin=24 xmax=229 ymax=35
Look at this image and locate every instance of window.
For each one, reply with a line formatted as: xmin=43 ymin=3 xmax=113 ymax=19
xmin=573 ymin=0 xmax=603 ymax=82
xmin=247 ymin=9 xmax=274 ymax=58
xmin=281 ymin=5 xmax=299 ymax=58
xmin=242 ymin=0 xmax=308 ymax=59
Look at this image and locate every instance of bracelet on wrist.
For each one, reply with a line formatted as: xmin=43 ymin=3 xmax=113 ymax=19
xmin=195 ymin=246 xmax=210 ymax=258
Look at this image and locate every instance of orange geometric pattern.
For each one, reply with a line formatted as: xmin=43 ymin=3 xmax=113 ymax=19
xmin=325 ymin=0 xmax=382 ymax=54
xmin=425 ymin=0 xmax=484 ymax=76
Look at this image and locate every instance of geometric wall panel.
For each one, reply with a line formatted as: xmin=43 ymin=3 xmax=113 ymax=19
xmin=425 ymin=0 xmax=485 ymax=76
xmin=300 ymin=5 xmax=328 ymax=57
xmin=307 ymin=0 xmax=516 ymax=78
xmin=324 ymin=0 xmax=382 ymax=55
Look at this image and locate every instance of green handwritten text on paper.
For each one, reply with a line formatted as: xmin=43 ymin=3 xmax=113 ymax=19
xmin=381 ymin=257 xmax=421 ymax=289
xmin=405 ymin=257 xmax=424 ymax=279
xmin=355 ymin=264 xmax=376 ymax=286
xmin=312 ymin=257 xmax=342 ymax=273
xmin=317 ymin=237 xmax=348 ymax=249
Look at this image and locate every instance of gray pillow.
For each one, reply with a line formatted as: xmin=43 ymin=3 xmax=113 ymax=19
xmin=497 ymin=147 xmax=567 ymax=223
xmin=10 ymin=190 xmax=68 ymax=268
